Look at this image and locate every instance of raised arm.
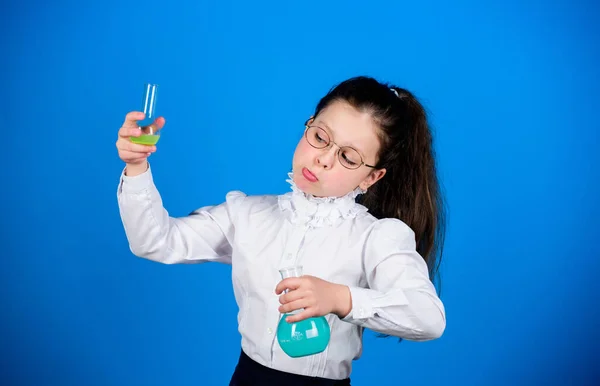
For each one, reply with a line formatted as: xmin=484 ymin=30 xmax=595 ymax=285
xmin=117 ymin=165 xmax=246 ymax=265
xmin=115 ymin=111 xmax=244 ymax=265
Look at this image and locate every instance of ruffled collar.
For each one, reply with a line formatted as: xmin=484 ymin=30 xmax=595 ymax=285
xmin=277 ymin=172 xmax=369 ymax=228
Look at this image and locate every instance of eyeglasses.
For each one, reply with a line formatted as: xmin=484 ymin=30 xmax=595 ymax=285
xmin=304 ymin=123 xmax=377 ymax=170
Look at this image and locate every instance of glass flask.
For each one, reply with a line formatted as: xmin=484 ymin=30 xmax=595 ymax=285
xmin=276 ymin=265 xmax=331 ymax=358
xmin=131 ymin=83 xmax=160 ymax=145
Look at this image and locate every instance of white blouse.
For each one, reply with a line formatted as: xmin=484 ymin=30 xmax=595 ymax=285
xmin=116 ymin=166 xmax=446 ymax=380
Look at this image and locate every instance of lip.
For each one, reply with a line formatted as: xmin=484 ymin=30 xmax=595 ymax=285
xmin=302 ymin=167 xmax=318 ymax=182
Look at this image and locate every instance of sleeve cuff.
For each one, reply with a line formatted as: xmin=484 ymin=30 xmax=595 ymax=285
xmin=118 ymin=162 xmax=153 ymax=194
xmin=341 ymin=287 xmax=375 ymax=322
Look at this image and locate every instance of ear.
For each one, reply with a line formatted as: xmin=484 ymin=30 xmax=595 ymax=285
xmin=360 ymin=168 xmax=386 ymax=191
xmin=305 ymin=116 xmax=315 ymax=127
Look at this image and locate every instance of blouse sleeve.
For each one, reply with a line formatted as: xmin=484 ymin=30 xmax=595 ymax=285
xmin=116 ymin=164 xmax=246 ymax=265
xmin=341 ymin=218 xmax=446 ymax=341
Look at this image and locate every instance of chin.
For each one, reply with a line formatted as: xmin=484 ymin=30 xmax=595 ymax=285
xmin=292 ymin=171 xmax=319 ymax=195
xmin=292 ymin=175 xmax=311 ymax=193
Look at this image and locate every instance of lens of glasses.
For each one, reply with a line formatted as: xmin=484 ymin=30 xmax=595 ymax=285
xmin=305 ymin=126 xmax=363 ymax=169
xmin=338 ymin=147 xmax=362 ymax=169
xmin=306 ymin=126 xmax=329 ymax=148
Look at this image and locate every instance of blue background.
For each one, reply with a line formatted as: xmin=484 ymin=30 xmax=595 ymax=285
xmin=2 ymin=0 xmax=599 ymax=385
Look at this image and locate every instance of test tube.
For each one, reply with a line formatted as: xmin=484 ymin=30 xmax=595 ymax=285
xmin=141 ymin=83 xmax=158 ymax=127
xmin=131 ymin=83 xmax=160 ymax=145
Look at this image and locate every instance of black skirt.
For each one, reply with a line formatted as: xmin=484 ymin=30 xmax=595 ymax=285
xmin=229 ymin=349 xmax=352 ymax=386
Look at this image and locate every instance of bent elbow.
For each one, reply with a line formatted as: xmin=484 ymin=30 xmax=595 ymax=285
xmin=129 ymin=243 xmax=147 ymax=258
xmin=424 ymin=317 xmax=446 ymax=340
xmin=415 ymin=311 xmax=446 ymax=341
xmin=128 ymin=243 xmax=172 ymax=264
xmin=408 ymin=291 xmax=447 ymax=341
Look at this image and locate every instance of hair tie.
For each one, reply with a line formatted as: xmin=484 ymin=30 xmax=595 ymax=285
xmin=390 ymin=88 xmax=399 ymax=97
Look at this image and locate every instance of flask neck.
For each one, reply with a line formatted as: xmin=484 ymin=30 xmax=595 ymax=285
xmin=279 ymin=265 xmax=303 ymax=280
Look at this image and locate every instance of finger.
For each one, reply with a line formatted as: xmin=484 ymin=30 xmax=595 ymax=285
xmin=120 ymin=117 xmax=166 ymax=138
xmin=122 ymin=111 xmax=145 ymax=128
xmin=116 ymin=140 xmax=154 ymax=155
xmin=124 ymin=140 xmax=157 ymax=153
xmin=119 ymin=150 xmax=151 ymax=163
xmin=275 ymin=278 xmax=302 ymax=295
xmin=118 ymin=125 xmax=142 ymax=138
xmin=279 ymin=299 xmax=312 ymax=314
xmin=152 ymin=116 xmax=166 ymax=130
xmin=285 ymin=308 xmax=316 ymax=323
xmin=118 ymin=147 xmax=153 ymax=159
xmin=279 ymin=289 xmax=306 ymax=305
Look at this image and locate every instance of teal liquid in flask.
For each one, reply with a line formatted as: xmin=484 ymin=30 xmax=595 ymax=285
xmin=276 ymin=266 xmax=331 ymax=358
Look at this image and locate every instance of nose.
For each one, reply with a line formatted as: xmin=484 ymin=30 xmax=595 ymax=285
xmin=315 ymin=145 xmax=338 ymax=169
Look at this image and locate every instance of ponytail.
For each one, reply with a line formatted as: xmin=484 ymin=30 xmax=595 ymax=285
xmin=313 ymin=77 xmax=447 ymax=288
xmin=358 ymin=87 xmax=446 ymax=286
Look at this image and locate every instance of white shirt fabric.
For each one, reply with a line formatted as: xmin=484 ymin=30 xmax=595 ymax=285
xmin=116 ymin=166 xmax=446 ymax=380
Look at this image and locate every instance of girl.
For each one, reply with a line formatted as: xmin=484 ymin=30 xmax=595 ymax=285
xmin=116 ymin=76 xmax=447 ymax=385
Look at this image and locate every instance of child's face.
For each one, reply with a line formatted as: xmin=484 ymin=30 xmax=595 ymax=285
xmin=291 ymin=100 xmax=386 ymax=198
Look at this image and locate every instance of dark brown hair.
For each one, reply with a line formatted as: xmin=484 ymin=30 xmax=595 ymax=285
xmin=313 ymin=76 xmax=447 ymax=290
